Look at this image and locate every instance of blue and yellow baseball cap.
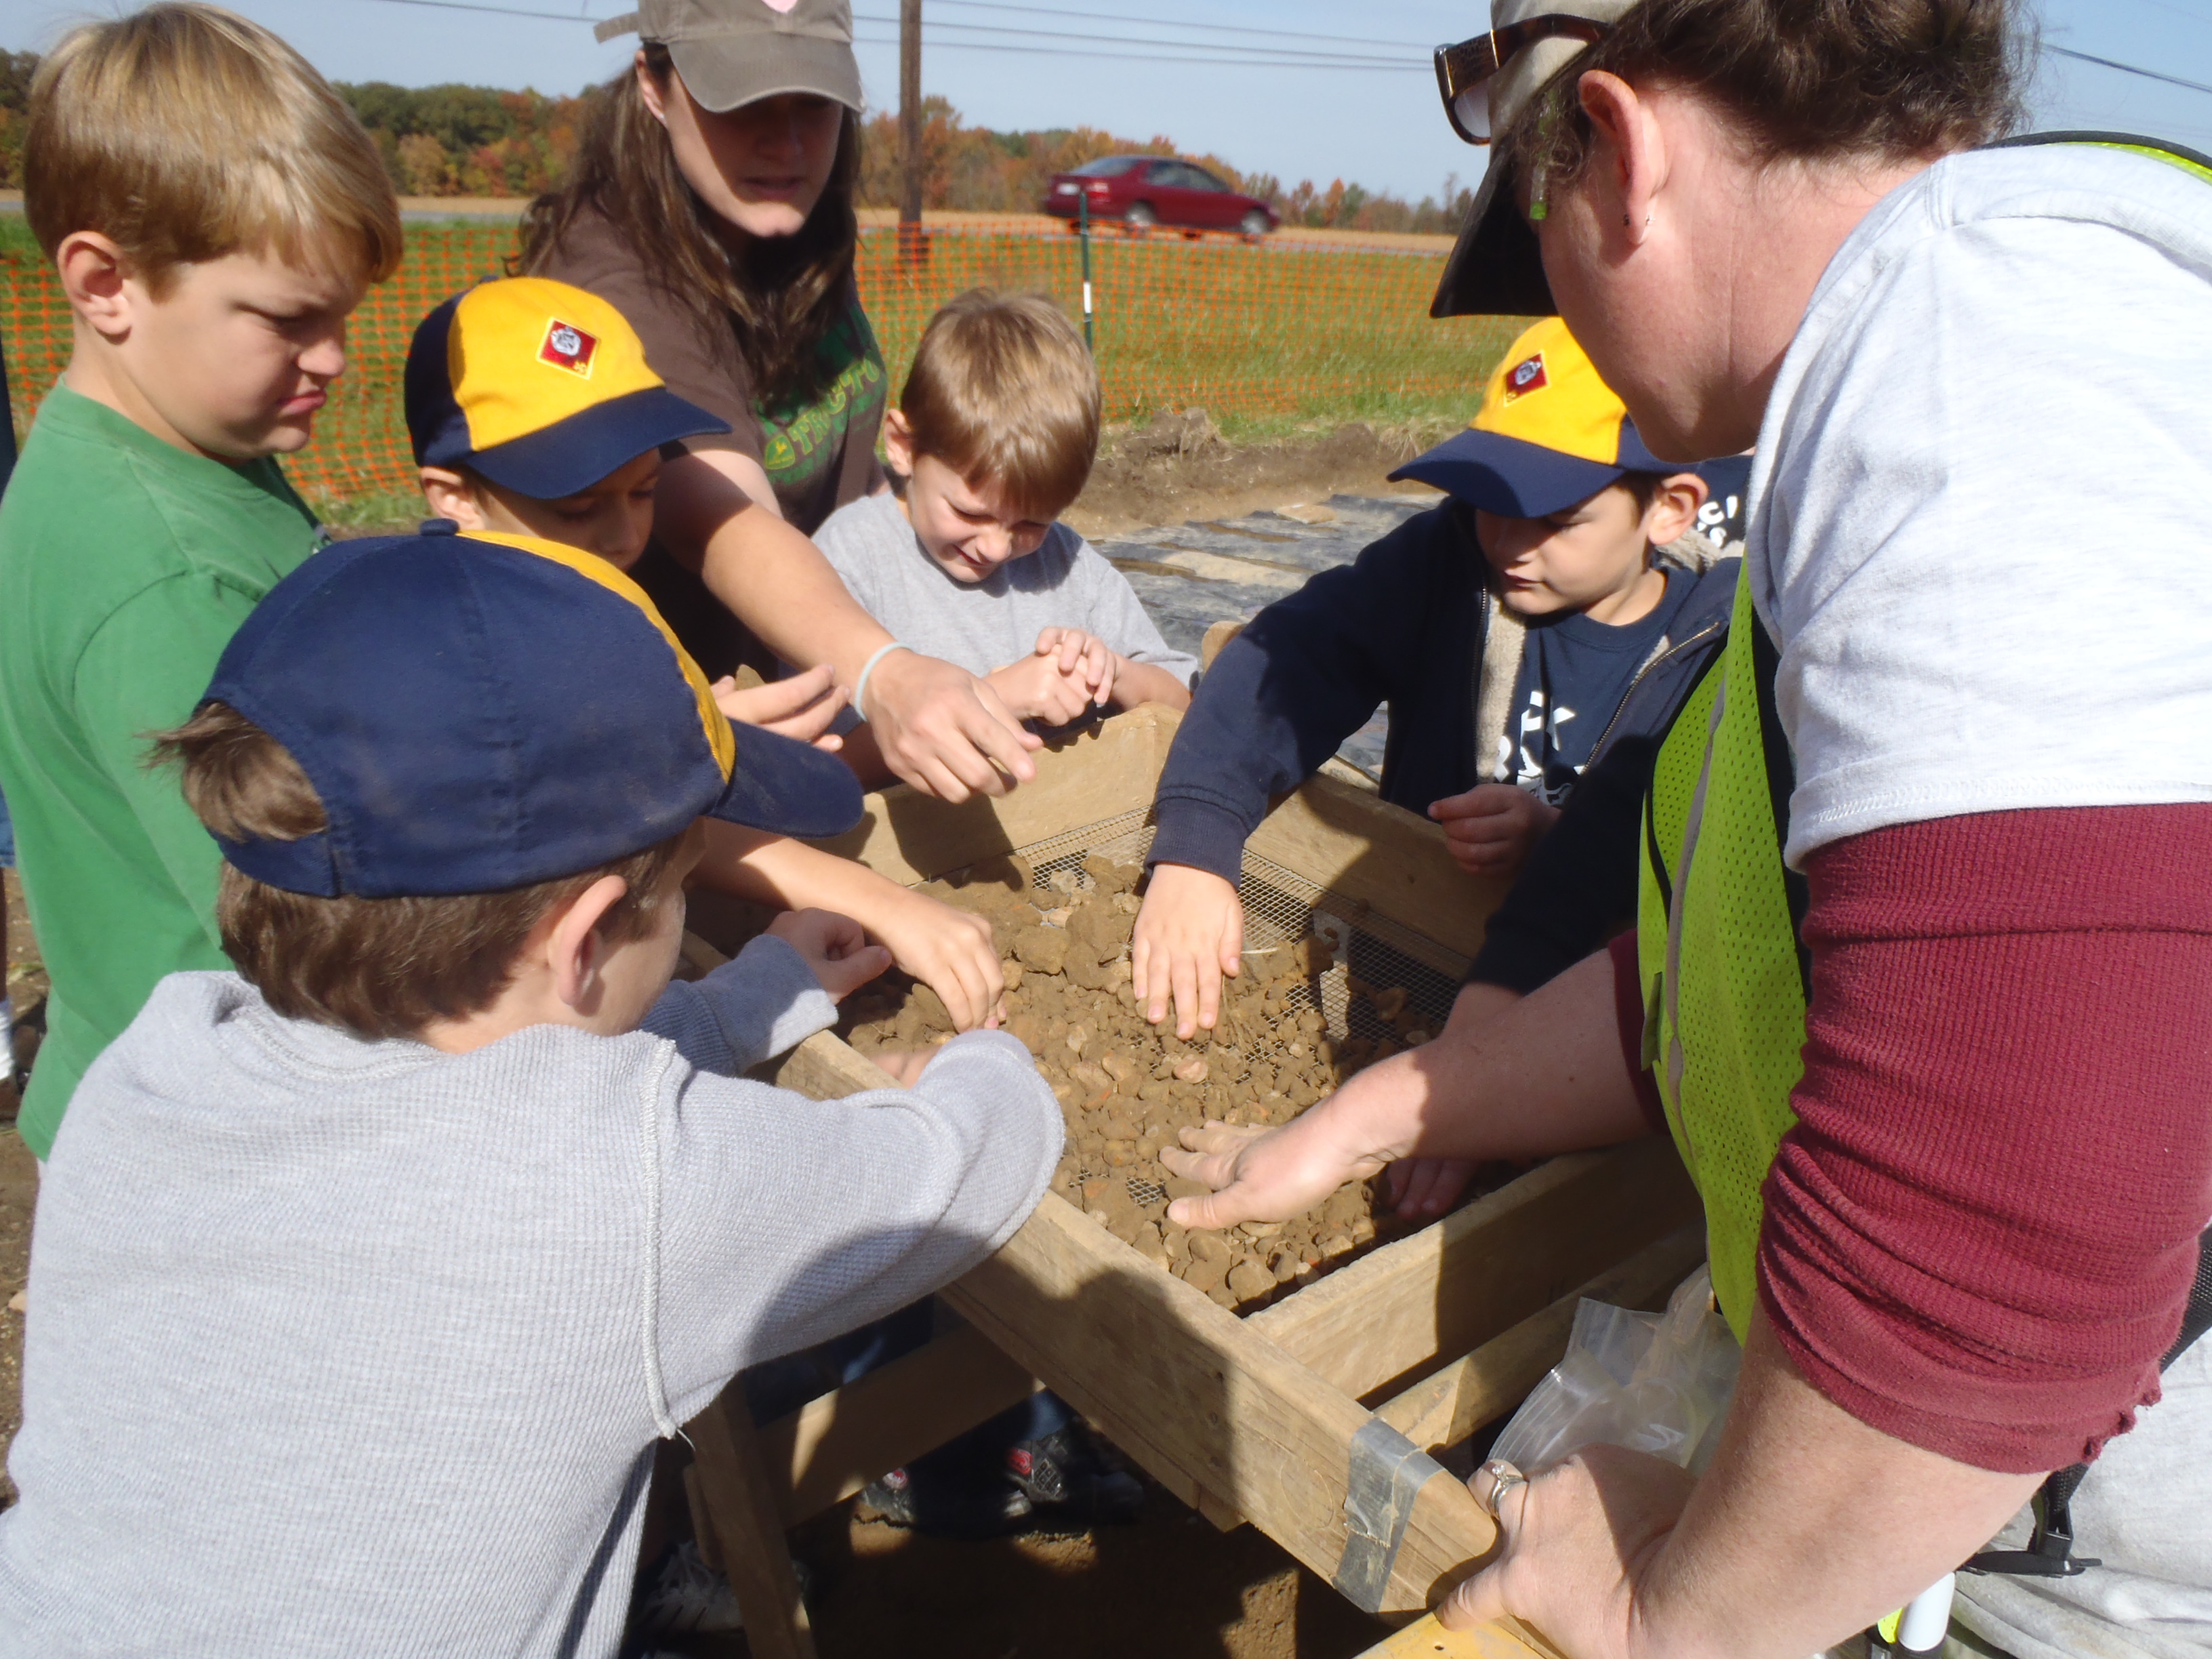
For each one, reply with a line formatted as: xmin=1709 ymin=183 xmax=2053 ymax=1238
xmin=405 ymin=276 xmax=729 ymax=499
xmin=199 ymin=522 xmax=862 ymax=899
xmin=1389 ymin=316 xmax=1678 ymax=518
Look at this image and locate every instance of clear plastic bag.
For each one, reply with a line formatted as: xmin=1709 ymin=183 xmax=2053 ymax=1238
xmin=1490 ymin=1265 xmax=1741 ymax=1475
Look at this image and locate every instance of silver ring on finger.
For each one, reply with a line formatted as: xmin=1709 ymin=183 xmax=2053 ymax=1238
xmin=1477 ymin=1458 xmax=1526 ymax=1521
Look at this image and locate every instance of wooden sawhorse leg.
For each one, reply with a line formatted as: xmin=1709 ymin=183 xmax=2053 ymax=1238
xmin=685 ymin=1387 xmax=818 ymax=1659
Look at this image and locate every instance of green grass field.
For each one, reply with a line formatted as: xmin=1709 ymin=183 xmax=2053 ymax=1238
xmin=1 ymin=218 xmax=1511 ymax=510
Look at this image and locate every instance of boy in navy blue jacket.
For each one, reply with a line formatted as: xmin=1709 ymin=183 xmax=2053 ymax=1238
xmin=1132 ymin=321 xmax=1746 ymax=1158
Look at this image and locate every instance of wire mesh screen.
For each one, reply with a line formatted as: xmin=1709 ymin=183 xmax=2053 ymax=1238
xmin=1009 ymin=805 xmax=1468 ymax=1071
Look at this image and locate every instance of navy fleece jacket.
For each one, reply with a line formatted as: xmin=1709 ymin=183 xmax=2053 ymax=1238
xmin=1146 ymin=499 xmax=1739 ymax=989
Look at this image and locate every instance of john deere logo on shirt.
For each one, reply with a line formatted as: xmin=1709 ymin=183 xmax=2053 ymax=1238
xmin=539 ymin=319 xmax=598 ymax=378
xmin=1502 ymin=353 xmax=1548 ymax=404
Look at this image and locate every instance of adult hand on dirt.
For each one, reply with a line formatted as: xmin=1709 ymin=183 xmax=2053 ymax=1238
xmin=1428 ymin=783 xmax=1560 ymax=877
xmin=766 ymin=907 xmax=894 ymax=1000
xmin=712 ymin=664 xmax=848 ymax=750
xmin=1439 ymin=1443 xmax=1697 ymax=1654
xmin=862 ymin=649 xmax=1041 ymax=802
xmin=1162 ymin=1112 xmax=1389 ymax=1232
xmin=1381 ymin=982 xmax=1521 ymax=1218
xmin=986 ymin=636 xmax=1107 ymax=726
xmin=1131 ymin=863 xmax=1243 ymax=1040
xmin=1384 ymin=1158 xmax=1479 ymax=1221
xmin=867 ymin=884 xmax=1005 ymax=1031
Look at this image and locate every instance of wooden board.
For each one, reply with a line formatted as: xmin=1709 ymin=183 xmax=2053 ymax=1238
xmin=1250 ymin=1138 xmax=1701 ymax=1406
xmin=1244 ymin=771 xmax=1507 ymax=968
xmin=760 ymin=1319 xmax=1040 ymax=1526
xmin=684 ymin=1391 xmax=818 ymax=1659
xmin=1376 ymin=1223 xmax=1708 ymax=1454
xmin=1359 ymin=1613 xmax=1560 ymax=1659
xmin=943 ymin=1190 xmax=1498 ymax=1617
xmin=802 ymin=707 xmax=1172 ymax=887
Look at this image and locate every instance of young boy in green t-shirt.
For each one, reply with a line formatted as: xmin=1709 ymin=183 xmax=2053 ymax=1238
xmin=0 ymin=5 xmax=401 ymax=1155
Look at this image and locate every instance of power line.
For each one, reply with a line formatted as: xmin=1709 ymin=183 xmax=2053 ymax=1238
xmin=851 ymin=32 xmax=1420 ymax=71
xmin=928 ymin=0 xmax=1433 ymax=52
xmin=320 ymin=0 xmax=2212 ymax=97
xmin=2047 ymin=43 xmax=2212 ymax=98
xmin=853 ymin=12 xmax=1420 ymax=68
xmin=344 ymin=0 xmax=608 ymax=18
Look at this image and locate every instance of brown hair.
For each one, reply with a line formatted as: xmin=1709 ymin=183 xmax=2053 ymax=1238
xmin=900 ymin=289 xmax=1101 ymax=520
xmin=516 ymin=43 xmax=861 ymax=411
xmin=24 ymin=3 xmax=402 ymax=291
xmin=1506 ymin=0 xmax=2028 ymax=194
xmin=153 ymin=704 xmax=684 ymax=1040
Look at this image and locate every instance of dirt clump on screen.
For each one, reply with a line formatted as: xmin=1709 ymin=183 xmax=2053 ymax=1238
xmin=834 ymin=853 xmax=1471 ymax=1310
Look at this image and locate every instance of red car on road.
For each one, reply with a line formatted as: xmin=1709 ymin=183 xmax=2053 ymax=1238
xmin=1043 ymin=155 xmax=1280 ymax=238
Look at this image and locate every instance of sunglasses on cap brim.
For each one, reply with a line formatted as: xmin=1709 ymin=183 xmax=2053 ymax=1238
xmin=1433 ymin=15 xmax=1614 ymax=145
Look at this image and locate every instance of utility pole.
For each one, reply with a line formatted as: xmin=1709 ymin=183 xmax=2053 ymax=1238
xmin=899 ymin=0 xmax=926 ymax=263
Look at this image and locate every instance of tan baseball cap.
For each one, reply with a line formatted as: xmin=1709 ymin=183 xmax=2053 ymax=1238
xmin=1430 ymin=0 xmax=1638 ymax=319
xmin=595 ymin=0 xmax=862 ymax=115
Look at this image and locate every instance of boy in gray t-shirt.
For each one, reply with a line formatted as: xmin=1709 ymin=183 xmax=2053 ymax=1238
xmin=0 ymin=527 xmax=1061 ymax=1658
xmin=813 ymin=290 xmax=1197 ymax=782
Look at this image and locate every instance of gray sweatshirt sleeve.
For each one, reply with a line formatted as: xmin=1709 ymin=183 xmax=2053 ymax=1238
xmin=639 ymin=934 xmax=838 ymax=1074
xmin=650 ymin=1028 xmax=1063 ymax=1423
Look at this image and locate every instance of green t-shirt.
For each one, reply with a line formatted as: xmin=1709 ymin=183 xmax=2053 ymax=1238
xmin=0 ymin=384 xmax=325 ymax=1155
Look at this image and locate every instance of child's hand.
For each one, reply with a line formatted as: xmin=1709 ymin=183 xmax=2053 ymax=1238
xmin=713 ymin=665 xmax=848 ymax=750
xmin=766 ymin=907 xmax=893 ymax=1000
xmin=1035 ymin=627 xmax=1118 ymax=708
xmin=866 ymin=884 xmax=1005 ymax=1030
xmin=1131 ymin=863 xmax=1244 ymax=1040
xmin=987 ymin=630 xmax=1120 ymax=724
xmin=870 ymin=1048 xmax=937 ymax=1087
xmin=1427 ymin=784 xmax=1560 ymax=876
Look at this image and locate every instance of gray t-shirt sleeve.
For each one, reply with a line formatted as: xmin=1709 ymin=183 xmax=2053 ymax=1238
xmin=1059 ymin=530 xmax=1202 ymax=687
xmin=651 ymin=1029 xmax=1063 ymax=1419
xmin=640 ymin=935 xmax=838 ymax=1073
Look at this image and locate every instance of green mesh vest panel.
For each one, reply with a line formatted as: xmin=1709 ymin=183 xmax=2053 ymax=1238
xmin=1639 ymin=569 xmax=1807 ymax=1340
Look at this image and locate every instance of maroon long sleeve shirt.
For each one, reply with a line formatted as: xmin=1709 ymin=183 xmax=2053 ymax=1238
xmin=1616 ymin=804 xmax=2212 ymax=1472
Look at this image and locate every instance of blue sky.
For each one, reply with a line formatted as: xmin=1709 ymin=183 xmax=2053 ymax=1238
xmin=3 ymin=0 xmax=2209 ymax=201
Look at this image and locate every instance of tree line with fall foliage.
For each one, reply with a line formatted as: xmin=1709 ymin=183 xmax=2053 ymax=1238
xmin=0 ymin=62 xmax=1472 ymax=237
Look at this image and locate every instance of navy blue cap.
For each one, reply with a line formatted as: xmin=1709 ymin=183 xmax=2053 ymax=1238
xmin=404 ymin=278 xmax=729 ymax=499
xmin=202 ymin=525 xmax=863 ymax=898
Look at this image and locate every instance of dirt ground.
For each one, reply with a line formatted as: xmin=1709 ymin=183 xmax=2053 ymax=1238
xmin=1063 ymin=412 xmax=1448 ymax=540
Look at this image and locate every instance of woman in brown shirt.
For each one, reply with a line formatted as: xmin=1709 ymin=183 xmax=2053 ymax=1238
xmin=524 ymin=0 xmax=1038 ymax=805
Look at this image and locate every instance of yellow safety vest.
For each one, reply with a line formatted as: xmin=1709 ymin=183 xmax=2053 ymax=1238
xmin=1635 ymin=136 xmax=2212 ymax=1342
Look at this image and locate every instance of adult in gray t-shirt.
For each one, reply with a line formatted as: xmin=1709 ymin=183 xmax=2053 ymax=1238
xmin=0 ymin=940 xmax=1060 ymax=1657
xmin=813 ymin=491 xmax=1200 ymax=705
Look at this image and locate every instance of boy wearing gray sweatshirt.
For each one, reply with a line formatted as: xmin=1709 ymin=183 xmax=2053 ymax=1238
xmin=0 ymin=525 xmax=1062 ymax=1657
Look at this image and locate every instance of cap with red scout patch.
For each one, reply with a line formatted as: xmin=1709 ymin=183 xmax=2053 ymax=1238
xmin=405 ymin=276 xmax=729 ymax=500
xmin=1389 ymin=316 xmax=1687 ymax=518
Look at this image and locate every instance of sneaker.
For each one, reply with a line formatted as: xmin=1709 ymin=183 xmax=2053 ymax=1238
xmin=634 ymin=1540 xmax=744 ymax=1636
xmin=1005 ymin=1427 xmax=1145 ymax=1523
xmin=856 ymin=1465 xmax=1032 ymax=1538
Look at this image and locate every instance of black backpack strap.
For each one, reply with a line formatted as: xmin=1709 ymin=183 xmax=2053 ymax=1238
xmin=1968 ymin=1227 xmax=2212 ymax=1578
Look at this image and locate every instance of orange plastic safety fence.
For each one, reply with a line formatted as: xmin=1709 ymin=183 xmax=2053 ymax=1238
xmin=3 ymin=219 xmax=1512 ymax=508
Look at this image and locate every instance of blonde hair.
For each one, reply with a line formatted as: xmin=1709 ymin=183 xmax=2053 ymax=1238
xmin=24 ymin=4 xmax=402 ymax=290
xmin=901 ymin=289 xmax=1100 ymax=519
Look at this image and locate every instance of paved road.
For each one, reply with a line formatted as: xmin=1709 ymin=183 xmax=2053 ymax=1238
xmin=1095 ymin=493 xmax=1435 ymax=779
